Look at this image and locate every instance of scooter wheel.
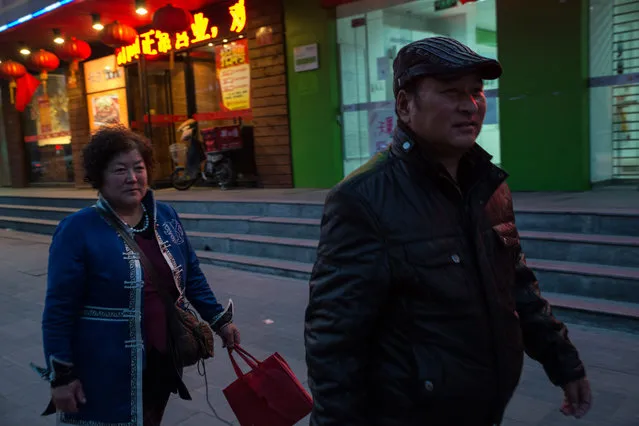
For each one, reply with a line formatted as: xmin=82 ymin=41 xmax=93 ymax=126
xmin=171 ymin=168 xmax=197 ymax=191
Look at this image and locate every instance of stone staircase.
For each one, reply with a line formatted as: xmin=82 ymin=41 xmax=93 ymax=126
xmin=0 ymin=194 xmax=638 ymax=333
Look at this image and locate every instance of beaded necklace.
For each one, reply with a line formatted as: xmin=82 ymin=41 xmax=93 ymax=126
xmin=131 ymin=203 xmax=149 ymax=234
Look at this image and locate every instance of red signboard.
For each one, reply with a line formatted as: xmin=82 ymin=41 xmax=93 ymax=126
xmin=201 ymin=125 xmax=243 ymax=152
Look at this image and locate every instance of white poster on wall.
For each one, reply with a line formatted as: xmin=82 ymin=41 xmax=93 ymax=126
xmin=368 ymin=108 xmax=396 ymax=155
xmin=294 ymin=43 xmax=319 ymax=72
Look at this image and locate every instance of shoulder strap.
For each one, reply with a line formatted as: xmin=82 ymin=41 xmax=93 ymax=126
xmin=94 ymin=206 xmax=178 ymax=310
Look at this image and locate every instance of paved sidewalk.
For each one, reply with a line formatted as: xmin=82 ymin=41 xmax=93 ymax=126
xmin=0 ymin=233 xmax=638 ymax=425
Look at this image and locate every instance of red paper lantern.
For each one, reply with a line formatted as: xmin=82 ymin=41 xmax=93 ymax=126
xmin=27 ymin=49 xmax=60 ymax=95
xmin=152 ymin=4 xmax=193 ymax=69
xmin=28 ymin=49 xmax=60 ymax=73
xmin=0 ymin=60 xmax=27 ymax=80
xmin=57 ymin=37 xmax=91 ymax=63
xmin=0 ymin=60 xmax=27 ymax=104
xmin=101 ymin=21 xmax=138 ymax=48
xmin=56 ymin=37 xmax=92 ymax=87
xmin=153 ymin=3 xmax=194 ymax=34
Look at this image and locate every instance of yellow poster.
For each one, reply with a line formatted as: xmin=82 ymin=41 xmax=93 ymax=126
xmin=215 ymin=39 xmax=251 ymax=111
xmin=218 ymin=64 xmax=251 ymax=111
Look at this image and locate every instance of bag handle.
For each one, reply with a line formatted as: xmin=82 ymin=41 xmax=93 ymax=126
xmin=234 ymin=345 xmax=261 ymax=365
xmin=227 ymin=345 xmax=260 ymax=378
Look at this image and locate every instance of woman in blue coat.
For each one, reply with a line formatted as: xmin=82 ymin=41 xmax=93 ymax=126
xmin=37 ymin=125 xmax=240 ymax=425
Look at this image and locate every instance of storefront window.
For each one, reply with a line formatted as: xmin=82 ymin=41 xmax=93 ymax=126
xmin=192 ymin=39 xmax=253 ymax=135
xmin=113 ymin=0 xmax=252 ymax=186
xmin=590 ymin=0 xmax=639 ymax=182
xmin=22 ymin=73 xmax=73 ymax=184
xmin=337 ymin=0 xmax=498 ymax=176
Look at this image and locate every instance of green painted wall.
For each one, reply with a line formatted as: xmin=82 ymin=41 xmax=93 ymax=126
xmin=284 ymin=0 xmax=343 ymax=188
xmin=496 ymin=0 xmax=590 ymax=191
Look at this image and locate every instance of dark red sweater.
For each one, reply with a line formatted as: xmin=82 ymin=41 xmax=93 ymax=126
xmin=135 ymin=232 xmax=179 ymax=353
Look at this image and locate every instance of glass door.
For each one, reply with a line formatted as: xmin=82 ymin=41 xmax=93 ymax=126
xmin=338 ymin=14 xmax=374 ymax=177
xmin=127 ymin=57 xmax=187 ymax=185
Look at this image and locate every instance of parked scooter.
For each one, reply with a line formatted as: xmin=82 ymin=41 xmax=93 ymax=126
xmin=170 ymin=119 xmax=235 ymax=191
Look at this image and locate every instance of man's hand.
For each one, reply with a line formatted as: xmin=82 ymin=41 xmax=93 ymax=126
xmin=561 ymin=377 xmax=592 ymax=419
xmin=219 ymin=323 xmax=241 ymax=349
xmin=51 ymin=379 xmax=86 ymax=413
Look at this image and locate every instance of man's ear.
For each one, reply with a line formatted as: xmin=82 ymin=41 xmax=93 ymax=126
xmin=396 ymin=89 xmax=412 ymax=124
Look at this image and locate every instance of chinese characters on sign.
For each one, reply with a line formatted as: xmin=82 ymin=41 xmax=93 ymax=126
xmin=116 ymin=0 xmax=246 ymax=66
xmin=229 ymin=0 xmax=246 ymax=33
xmin=368 ymin=107 xmax=396 ymax=155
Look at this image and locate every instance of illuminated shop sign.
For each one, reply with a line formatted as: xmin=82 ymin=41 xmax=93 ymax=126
xmin=117 ymin=0 xmax=246 ymax=66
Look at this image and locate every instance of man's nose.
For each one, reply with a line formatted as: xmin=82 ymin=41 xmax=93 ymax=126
xmin=458 ymin=94 xmax=479 ymax=114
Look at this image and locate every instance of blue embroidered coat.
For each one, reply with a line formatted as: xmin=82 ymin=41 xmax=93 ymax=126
xmin=39 ymin=191 xmax=228 ymax=426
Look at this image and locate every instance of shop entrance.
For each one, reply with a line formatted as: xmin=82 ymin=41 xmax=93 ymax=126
xmin=125 ymin=38 xmax=257 ymax=189
xmin=126 ymin=56 xmax=188 ymax=186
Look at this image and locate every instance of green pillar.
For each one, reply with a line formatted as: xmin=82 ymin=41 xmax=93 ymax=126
xmin=496 ymin=0 xmax=590 ymax=191
xmin=284 ymin=0 xmax=343 ymax=188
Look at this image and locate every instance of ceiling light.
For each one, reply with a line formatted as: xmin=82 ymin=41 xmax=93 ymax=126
xmin=208 ymin=42 xmax=213 ymax=47
xmin=92 ymin=13 xmax=103 ymax=30
xmin=20 ymin=47 xmax=31 ymax=55
xmin=238 ymin=35 xmax=244 ymax=39
xmin=135 ymin=0 xmax=148 ymax=15
xmin=53 ymin=28 xmax=64 ymax=44
xmin=223 ymin=39 xmax=228 ymax=43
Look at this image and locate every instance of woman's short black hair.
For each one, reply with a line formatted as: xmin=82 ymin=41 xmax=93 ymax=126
xmin=83 ymin=125 xmax=154 ymax=189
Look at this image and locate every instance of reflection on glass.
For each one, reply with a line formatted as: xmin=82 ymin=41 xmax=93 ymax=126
xmin=22 ymin=73 xmax=73 ymax=183
xmin=337 ymin=0 xmax=499 ymax=176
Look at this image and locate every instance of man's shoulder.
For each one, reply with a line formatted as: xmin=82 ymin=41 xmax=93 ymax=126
xmin=331 ymin=150 xmax=394 ymax=200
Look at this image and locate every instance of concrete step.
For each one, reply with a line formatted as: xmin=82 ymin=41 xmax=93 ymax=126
xmin=0 ymin=195 xmax=325 ymax=219
xmin=179 ymin=213 xmax=320 ymax=240
xmin=196 ymin=250 xmax=312 ymax=281
xmin=520 ymin=230 xmax=639 ymax=268
xmin=515 ymin=210 xmax=639 ymax=236
xmin=531 ymin=259 xmax=639 ymax=304
xmin=188 ymin=232 xmax=318 ymax=264
xmin=200 ymin=252 xmax=639 ymax=333
xmin=545 ymin=292 xmax=639 ymax=334
xmin=0 ymin=204 xmax=77 ymax=222
xmin=0 ymin=216 xmax=58 ymax=235
xmin=189 ymin=231 xmax=639 ymax=304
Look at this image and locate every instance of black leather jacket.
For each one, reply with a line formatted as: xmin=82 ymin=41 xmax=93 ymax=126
xmin=304 ymin=126 xmax=585 ymax=426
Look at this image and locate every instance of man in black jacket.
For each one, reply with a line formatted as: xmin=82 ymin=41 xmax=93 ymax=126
xmin=304 ymin=37 xmax=592 ymax=426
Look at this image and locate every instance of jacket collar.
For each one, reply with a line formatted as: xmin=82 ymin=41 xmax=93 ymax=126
xmin=390 ymin=121 xmax=508 ymax=193
xmin=96 ymin=188 xmax=157 ymax=231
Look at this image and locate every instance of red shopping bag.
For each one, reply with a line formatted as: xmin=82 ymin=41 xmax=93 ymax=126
xmin=223 ymin=346 xmax=313 ymax=426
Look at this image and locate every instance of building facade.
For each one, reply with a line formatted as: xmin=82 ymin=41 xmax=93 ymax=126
xmin=0 ymin=0 xmax=637 ymax=191
xmin=0 ymin=0 xmax=293 ymax=189
xmin=291 ymin=0 xmax=639 ymax=191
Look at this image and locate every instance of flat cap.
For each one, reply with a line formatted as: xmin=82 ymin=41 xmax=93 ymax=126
xmin=393 ymin=36 xmax=502 ymax=96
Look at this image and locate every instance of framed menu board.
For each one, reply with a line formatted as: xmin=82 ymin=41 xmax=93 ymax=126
xmin=83 ymin=55 xmax=129 ymax=132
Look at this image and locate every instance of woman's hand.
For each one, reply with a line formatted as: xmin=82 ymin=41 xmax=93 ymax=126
xmin=219 ymin=323 xmax=241 ymax=349
xmin=51 ymin=379 xmax=86 ymax=413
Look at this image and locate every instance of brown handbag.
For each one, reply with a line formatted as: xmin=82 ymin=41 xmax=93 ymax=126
xmin=96 ymin=206 xmax=214 ymax=368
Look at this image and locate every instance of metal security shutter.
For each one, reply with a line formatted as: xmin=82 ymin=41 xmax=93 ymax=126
xmin=613 ymin=0 xmax=639 ymax=179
